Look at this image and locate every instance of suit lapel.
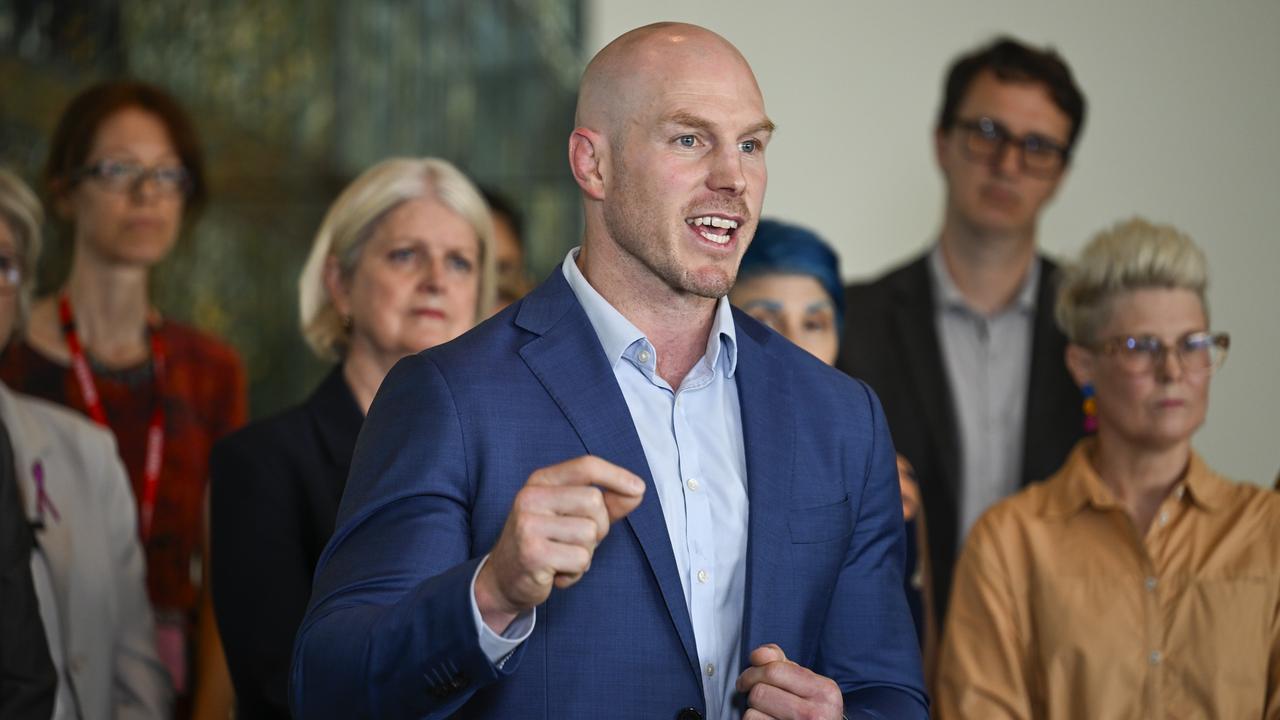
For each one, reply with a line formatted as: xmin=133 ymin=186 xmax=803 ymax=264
xmin=734 ymin=315 xmax=794 ymax=664
xmin=0 ymin=385 xmax=77 ymax=678
xmin=890 ymin=261 xmax=960 ymax=500
xmin=514 ymin=272 xmax=703 ymax=683
xmin=306 ymin=367 xmax=363 ymax=496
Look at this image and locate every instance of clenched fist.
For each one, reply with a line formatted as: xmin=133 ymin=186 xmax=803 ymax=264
xmin=474 ymin=456 xmax=645 ymax=632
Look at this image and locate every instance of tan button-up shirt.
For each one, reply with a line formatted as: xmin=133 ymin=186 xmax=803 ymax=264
xmin=936 ymin=439 xmax=1280 ymax=720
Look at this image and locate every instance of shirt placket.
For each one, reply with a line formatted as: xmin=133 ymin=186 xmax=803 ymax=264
xmin=671 ymin=366 xmax=721 ymax=717
xmin=1141 ymin=485 xmax=1184 ymax=717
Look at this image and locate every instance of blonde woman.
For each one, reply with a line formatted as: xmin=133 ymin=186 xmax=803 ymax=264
xmin=936 ymin=218 xmax=1280 ymax=719
xmin=209 ymin=157 xmax=495 ymax=718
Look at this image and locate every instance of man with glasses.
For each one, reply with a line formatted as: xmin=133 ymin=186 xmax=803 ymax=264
xmin=837 ymin=37 xmax=1087 ymax=631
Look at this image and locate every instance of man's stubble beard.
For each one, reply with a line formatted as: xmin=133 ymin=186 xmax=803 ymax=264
xmin=602 ymin=155 xmax=740 ymax=300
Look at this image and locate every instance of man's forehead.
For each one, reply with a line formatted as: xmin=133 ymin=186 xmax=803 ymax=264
xmin=957 ymin=72 xmax=1071 ymax=137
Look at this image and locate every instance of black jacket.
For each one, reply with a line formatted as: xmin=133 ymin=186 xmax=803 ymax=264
xmin=837 ymin=252 xmax=1083 ymax=626
xmin=0 ymin=417 xmax=57 ymax=719
xmin=210 ymin=368 xmax=362 ymax=719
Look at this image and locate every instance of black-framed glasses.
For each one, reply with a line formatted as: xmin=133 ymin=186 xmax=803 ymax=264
xmin=0 ymin=254 xmax=21 ymax=291
xmin=1091 ymin=331 xmax=1230 ymax=375
xmin=953 ymin=116 xmax=1069 ymax=178
xmin=75 ymin=159 xmax=191 ymax=197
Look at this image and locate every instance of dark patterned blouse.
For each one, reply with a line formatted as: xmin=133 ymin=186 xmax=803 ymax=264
xmin=0 ymin=321 xmax=247 ymax=618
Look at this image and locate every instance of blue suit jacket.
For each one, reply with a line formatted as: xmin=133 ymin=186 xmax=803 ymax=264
xmin=291 ymin=270 xmax=928 ymax=719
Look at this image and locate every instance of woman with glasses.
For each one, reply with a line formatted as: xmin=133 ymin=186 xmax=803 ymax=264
xmin=0 ymin=82 xmax=245 ymax=718
xmin=935 ymin=217 xmax=1278 ymax=718
xmin=209 ymin=157 xmax=494 ymax=719
xmin=0 ymin=168 xmax=169 ymax=718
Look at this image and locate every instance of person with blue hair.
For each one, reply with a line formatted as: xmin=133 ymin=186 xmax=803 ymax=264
xmin=731 ymin=218 xmax=933 ymax=666
xmin=730 ymin=218 xmax=845 ymax=365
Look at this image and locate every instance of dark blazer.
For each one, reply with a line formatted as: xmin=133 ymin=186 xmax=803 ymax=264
xmin=291 ymin=268 xmax=929 ymax=719
xmin=210 ymin=368 xmax=362 ymax=719
xmin=837 ymin=252 xmax=1083 ymax=626
xmin=0 ymin=418 xmax=56 ymax=720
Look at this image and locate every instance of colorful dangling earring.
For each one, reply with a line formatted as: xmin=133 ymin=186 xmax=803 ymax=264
xmin=1081 ymin=382 xmax=1098 ymax=433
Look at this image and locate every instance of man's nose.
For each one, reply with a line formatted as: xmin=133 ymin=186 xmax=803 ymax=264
xmin=991 ymin=140 xmax=1023 ymax=178
xmin=707 ymin=145 xmax=747 ymax=195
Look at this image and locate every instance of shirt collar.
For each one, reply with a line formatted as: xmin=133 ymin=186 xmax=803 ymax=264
xmin=560 ymin=248 xmax=738 ymax=377
xmin=1043 ymin=438 xmax=1230 ymax=518
xmin=928 ymin=243 xmax=1040 ymax=316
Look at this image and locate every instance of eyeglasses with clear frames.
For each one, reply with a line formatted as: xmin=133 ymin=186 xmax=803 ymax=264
xmin=0 ymin=254 xmax=22 ymax=292
xmin=75 ymin=159 xmax=191 ymax=197
xmin=954 ymin=116 xmax=1069 ymax=178
xmin=1091 ymin=331 xmax=1230 ymax=375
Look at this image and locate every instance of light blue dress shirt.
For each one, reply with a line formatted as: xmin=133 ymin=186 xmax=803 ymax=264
xmin=470 ymin=248 xmax=751 ymax=718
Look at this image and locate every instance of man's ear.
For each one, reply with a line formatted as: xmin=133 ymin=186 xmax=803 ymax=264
xmin=569 ymin=127 xmax=607 ymax=201
xmin=1064 ymin=343 xmax=1094 ymax=389
xmin=323 ymin=254 xmax=352 ymax=319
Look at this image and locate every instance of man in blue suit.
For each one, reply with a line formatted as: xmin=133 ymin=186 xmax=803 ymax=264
xmin=291 ymin=22 xmax=928 ymax=719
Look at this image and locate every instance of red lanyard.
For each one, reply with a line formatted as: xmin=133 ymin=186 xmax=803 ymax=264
xmin=59 ymin=293 xmax=167 ymax=542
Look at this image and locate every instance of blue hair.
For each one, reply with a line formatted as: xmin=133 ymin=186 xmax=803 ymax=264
xmin=737 ymin=219 xmax=845 ymax=332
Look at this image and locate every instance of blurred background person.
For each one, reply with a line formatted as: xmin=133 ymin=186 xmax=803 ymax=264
xmin=837 ymin=37 xmax=1088 ymax=634
xmin=936 ymin=218 xmax=1279 ymax=719
xmin=0 ymin=168 xmax=58 ymax=720
xmin=481 ymin=186 xmax=531 ymax=313
xmin=729 ymin=217 xmax=934 ymax=669
xmin=1 ymin=167 xmax=170 ymax=718
xmin=0 ymin=81 xmax=245 ymax=718
xmin=210 ymin=157 xmax=495 ymax=719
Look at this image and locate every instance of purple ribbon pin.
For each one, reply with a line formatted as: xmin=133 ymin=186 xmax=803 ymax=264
xmin=32 ymin=459 xmax=60 ymax=524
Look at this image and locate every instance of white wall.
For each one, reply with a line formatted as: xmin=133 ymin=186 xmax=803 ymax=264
xmin=588 ymin=1 xmax=1280 ymax=485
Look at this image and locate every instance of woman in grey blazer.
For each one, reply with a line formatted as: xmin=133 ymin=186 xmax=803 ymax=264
xmin=0 ymin=168 xmax=169 ymax=719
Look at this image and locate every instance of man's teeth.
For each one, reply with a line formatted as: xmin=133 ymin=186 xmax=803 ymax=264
xmin=698 ymin=229 xmax=730 ymax=244
xmin=686 ymin=216 xmax=739 ymax=230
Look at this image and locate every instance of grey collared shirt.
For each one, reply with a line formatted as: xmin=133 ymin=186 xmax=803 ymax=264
xmin=928 ymin=246 xmax=1040 ymax=543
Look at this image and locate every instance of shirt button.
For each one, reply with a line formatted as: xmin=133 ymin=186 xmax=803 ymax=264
xmin=705 ymin=662 xmax=716 ymax=677
xmin=1149 ymin=650 xmax=1162 ymax=666
xmin=697 ymin=569 xmax=709 ymax=584
xmin=687 ymin=477 xmax=700 ymax=491
xmin=1145 ymin=576 xmax=1158 ymax=592
xmin=637 ymin=349 xmax=651 ymax=364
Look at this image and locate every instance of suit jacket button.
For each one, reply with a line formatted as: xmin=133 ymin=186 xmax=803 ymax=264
xmin=676 ymin=708 xmax=702 ymax=720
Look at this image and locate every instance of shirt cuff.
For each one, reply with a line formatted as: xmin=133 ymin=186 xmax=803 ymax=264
xmin=470 ymin=554 xmax=535 ymax=667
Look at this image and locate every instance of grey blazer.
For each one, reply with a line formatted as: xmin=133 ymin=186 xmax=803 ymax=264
xmin=1 ymin=382 xmax=170 ymax=719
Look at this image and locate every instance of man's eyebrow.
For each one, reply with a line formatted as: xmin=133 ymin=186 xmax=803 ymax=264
xmin=661 ymin=111 xmax=716 ymax=132
xmin=661 ymin=111 xmax=777 ymax=136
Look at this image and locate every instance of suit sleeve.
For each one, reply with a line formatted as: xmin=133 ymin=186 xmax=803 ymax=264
xmin=102 ymin=433 xmax=172 ymax=719
xmin=209 ymin=433 xmax=313 ymax=716
xmin=933 ymin=514 xmax=1032 ymax=720
xmin=290 ymin=354 xmax=526 ymax=719
xmin=820 ymin=381 xmax=930 ymax=718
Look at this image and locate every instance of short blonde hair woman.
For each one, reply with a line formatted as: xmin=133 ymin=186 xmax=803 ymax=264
xmin=298 ymin=156 xmax=496 ymax=361
xmin=937 ymin=217 xmax=1280 ymax=720
xmin=210 ymin=156 xmax=495 ymax=717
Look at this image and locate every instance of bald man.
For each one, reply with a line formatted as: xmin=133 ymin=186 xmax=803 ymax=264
xmin=291 ymin=23 xmax=927 ymax=719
